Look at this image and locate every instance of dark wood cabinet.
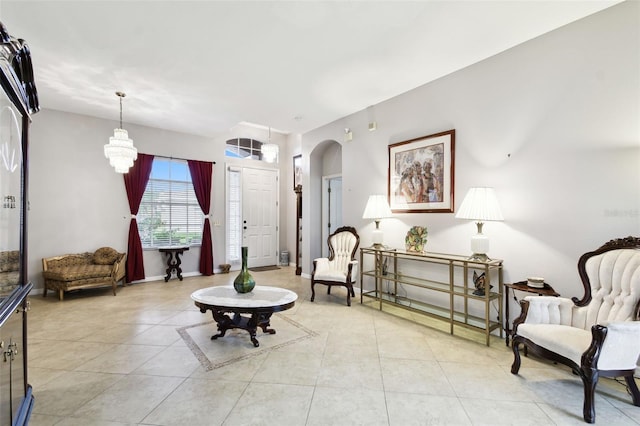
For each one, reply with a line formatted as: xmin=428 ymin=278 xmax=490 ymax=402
xmin=0 ymin=285 xmax=32 ymax=425
xmin=0 ymin=20 xmax=39 ymax=426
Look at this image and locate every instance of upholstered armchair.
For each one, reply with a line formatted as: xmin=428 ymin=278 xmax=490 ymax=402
xmin=511 ymin=237 xmax=640 ymax=423
xmin=311 ymin=226 xmax=360 ymax=306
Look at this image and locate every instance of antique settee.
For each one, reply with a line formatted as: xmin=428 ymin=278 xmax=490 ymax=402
xmin=42 ymin=247 xmax=126 ymax=300
xmin=0 ymin=250 xmax=20 ymax=294
xmin=511 ymin=237 xmax=640 ymax=423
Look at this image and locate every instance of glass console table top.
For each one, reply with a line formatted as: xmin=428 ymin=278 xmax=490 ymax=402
xmin=360 ymin=246 xmax=503 ymax=265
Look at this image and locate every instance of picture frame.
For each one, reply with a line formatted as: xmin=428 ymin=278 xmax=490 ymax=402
xmin=293 ymin=154 xmax=302 ymax=189
xmin=388 ymin=129 xmax=455 ymax=213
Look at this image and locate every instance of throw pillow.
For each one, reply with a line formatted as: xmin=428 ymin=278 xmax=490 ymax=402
xmin=93 ymin=247 xmax=119 ymax=265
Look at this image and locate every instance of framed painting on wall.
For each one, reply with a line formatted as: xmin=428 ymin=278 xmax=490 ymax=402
xmin=388 ymin=129 xmax=455 ymax=213
xmin=293 ymin=154 xmax=302 ymax=189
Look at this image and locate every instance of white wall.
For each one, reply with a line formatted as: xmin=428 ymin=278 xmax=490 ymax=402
xmin=301 ymin=1 xmax=639 ymax=312
xmin=28 ymin=110 xmax=281 ymax=289
xmin=27 ymin=113 xmax=288 ymax=288
xmin=283 ymin=133 xmax=302 ymax=266
xmin=322 ymin=143 xmax=342 ymax=176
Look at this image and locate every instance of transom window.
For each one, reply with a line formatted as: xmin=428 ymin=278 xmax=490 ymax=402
xmin=225 ymin=138 xmax=269 ymax=161
xmin=138 ymin=158 xmax=203 ymax=248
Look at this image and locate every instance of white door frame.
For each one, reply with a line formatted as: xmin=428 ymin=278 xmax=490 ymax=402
xmin=321 ymin=173 xmax=342 ymax=257
xmin=225 ymin=164 xmax=279 ymax=268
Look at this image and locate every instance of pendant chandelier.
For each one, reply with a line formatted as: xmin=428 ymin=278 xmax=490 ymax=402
xmin=104 ymin=91 xmax=137 ymax=173
xmin=261 ymin=126 xmax=279 ymax=163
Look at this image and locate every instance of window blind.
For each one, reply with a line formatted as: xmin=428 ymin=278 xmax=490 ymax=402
xmin=138 ymin=158 xmax=204 ymax=248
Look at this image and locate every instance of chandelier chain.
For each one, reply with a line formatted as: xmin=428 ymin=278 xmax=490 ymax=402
xmin=116 ymin=91 xmax=126 ymax=128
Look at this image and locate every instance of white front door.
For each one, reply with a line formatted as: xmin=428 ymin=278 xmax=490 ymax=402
xmin=242 ymin=167 xmax=278 ymax=267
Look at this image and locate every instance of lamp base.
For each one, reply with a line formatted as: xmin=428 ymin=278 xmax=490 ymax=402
xmin=468 ymin=253 xmax=491 ymax=262
xmin=469 ymin=227 xmax=490 ymax=262
xmin=371 ymin=228 xmax=384 ymax=247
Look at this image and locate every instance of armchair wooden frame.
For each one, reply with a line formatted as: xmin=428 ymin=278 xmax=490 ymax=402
xmin=511 ymin=236 xmax=640 ymax=423
xmin=311 ymin=226 xmax=360 ymax=306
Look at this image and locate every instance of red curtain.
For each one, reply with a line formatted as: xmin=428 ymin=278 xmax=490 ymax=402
xmin=188 ymin=160 xmax=214 ymax=275
xmin=123 ymin=153 xmax=154 ymax=282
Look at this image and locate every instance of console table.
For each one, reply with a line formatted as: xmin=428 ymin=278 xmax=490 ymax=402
xmin=360 ymin=247 xmax=503 ymax=346
xmin=159 ymin=246 xmax=189 ymax=282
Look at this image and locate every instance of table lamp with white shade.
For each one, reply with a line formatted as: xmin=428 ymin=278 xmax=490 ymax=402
xmin=362 ymin=195 xmax=392 ymax=248
xmin=455 ymin=187 xmax=503 ymax=261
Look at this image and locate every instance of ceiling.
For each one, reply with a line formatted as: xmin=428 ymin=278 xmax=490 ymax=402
xmin=2 ymin=1 xmax=622 ymax=138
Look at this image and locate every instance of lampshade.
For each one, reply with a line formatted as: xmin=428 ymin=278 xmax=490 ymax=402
xmin=455 ymin=187 xmax=503 ymax=260
xmin=104 ymin=92 xmax=137 ymax=173
xmin=362 ymin=195 xmax=392 ymax=220
xmin=455 ymin=187 xmax=504 ymax=222
xmin=362 ymin=195 xmax=392 ymax=247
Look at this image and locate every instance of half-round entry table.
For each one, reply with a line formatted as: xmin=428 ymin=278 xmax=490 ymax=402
xmin=191 ymin=285 xmax=297 ymax=347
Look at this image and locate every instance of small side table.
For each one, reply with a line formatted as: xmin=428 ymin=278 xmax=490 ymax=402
xmin=159 ymin=246 xmax=190 ymax=282
xmin=504 ymin=281 xmax=560 ymax=346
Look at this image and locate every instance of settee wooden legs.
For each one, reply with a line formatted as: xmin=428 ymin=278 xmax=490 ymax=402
xmin=580 ymin=368 xmax=640 ymax=423
xmin=625 ymin=375 xmax=640 ymax=406
xmin=581 ymin=368 xmax=598 ymax=424
xmin=43 ymin=281 xmax=119 ymax=301
xmin=510 ymin=338 xmax=522 ymax=374
xmin=512 ymin=335 xmax=640 ymax=424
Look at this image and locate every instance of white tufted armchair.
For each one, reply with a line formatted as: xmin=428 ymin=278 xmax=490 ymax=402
xmin=311 ymin=226 xmax=360 ymax=306
xmin=511 ymin=236 xmax=640 ymax=423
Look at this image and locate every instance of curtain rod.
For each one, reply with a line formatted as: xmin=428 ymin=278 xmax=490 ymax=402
xmin=144 ymin=153 xmax=216 ymax=165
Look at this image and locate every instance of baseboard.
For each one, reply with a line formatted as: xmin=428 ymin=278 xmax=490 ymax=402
xmin=130 ymin=271 xmax=202 ymax=284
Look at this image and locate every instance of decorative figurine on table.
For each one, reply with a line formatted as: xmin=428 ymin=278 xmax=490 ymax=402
xmin=472 ymin=271 xmax=492 ymax=296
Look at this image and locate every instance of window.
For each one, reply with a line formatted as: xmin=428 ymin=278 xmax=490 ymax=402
xmin=226 ymin=167 xmax=242 ymax=263
xmin=225 ymin=138 xmax=272 ymax=162
xmin=138 ymin=158 xmax=204 ymax=248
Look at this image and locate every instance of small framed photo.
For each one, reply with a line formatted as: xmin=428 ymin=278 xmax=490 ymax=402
xmin=388 ymin=129 xmax=455 ymax=213
xmin=293 ymin=154 xmax=302 ymax=190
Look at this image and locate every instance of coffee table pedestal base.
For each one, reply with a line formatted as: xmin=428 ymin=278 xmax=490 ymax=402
xmin=207 ymin=309 xmax=275 ymax=347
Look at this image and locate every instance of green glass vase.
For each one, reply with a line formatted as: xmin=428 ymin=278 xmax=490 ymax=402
xmin=233 ymin=246 xmax=256 ymax=293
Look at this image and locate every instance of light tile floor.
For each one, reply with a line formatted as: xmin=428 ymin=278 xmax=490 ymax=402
xmin=27 ymin=267 xmax=639 ymax=425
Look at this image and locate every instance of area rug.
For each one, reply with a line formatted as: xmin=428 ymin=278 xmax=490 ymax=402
xmin=177 ymin=314 xmax=317 ymax=371
xmin=248 ymin=265 xmax=280 ymax=272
